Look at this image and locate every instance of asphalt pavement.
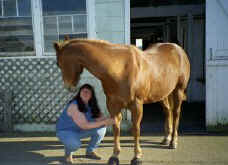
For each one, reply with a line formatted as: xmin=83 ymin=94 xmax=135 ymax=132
xmin=0 ymin=132 xmax=228 ymax=165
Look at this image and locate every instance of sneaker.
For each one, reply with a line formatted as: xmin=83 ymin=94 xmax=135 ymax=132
xmin=86 ymin=151 xmax=102 ymax=160
xmin=65 ymin=155 xmax=74 ymax=164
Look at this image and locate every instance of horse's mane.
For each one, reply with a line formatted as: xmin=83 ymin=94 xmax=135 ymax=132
xmin=59 ymin=38 xmax=112 ymax=50
xmin=57 ymin=38 xmax=145 ymax=57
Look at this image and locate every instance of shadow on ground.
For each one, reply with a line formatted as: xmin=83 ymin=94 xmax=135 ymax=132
xmin=0 ymin=136 xmax=169 ymax=165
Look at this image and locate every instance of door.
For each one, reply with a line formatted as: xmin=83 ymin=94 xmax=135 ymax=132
xmin=206 ymin=0 xmax=228 ymax=126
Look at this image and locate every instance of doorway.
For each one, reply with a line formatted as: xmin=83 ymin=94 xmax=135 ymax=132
xmin=130 ymin=0 xmax=206 ymax=133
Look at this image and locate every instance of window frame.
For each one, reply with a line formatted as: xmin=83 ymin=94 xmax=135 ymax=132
xmin=0 ymin=0 xmax=35 ymax=57
xmin=0 ymin=0 xmax=96 ymax=58
xmin=43 ymin=13 xmax=88 ymax=56
xmin=36 ymin=0 xmax=96 ymax=57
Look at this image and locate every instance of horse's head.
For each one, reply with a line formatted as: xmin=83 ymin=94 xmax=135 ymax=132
xmin=54 ymin=41 xmax=83 ymax=91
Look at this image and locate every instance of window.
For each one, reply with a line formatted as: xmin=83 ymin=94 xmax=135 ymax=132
xmin=42 ymin=0 xmax=87 ymax=53
xmin=0 ymin=0 xmax=34 ymax=55
xmin=136 ymin=39 xmax=143 ymax=50
xmin=0 ymin=0 xmax=90 ymax=57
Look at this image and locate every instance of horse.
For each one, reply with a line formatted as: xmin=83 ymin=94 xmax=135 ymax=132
xmin=54 ymin=38 xmax=190 ymax=165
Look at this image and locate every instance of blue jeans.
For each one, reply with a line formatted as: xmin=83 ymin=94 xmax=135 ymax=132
xmin=56 ymin=127 xmax=106 ymax=156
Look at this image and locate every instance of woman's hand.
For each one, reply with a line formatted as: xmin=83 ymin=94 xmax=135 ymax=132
xmin=103 ymin=117 xmax=115 ymax=126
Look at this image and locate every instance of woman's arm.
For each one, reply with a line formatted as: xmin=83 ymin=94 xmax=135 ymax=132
xmin=67 ymin=104 xmax=114 ymax=130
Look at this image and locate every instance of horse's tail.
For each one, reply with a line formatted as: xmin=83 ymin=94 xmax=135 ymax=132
xmin=176 ymin=43 xmax=190 ymax=102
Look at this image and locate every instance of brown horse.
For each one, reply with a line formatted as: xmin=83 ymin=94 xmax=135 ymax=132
xmin=54 ymin=38 xmax=190 ymax=165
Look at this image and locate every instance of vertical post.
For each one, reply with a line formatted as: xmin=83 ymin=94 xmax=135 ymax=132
xmin=31 ymin=0 xmax=44 ymax=57
xmin=1 ymin=91 xmax=13 ymax=132
xmin=124 ymin=0 xmax=131 ymax=124
xmin=1 ymin=0 xmax=3 ymax=16
xmin=177 ymin=16 xmax=181 ymax=45
xmin=187 ymin=13 xmax=193 ymax=56
xmin=186 ymin=13 xmax=193 ymax=102
xmin=87 ymin=0 xmax=96 ymax=38
xmin=166 ymin=19 xmax=170 ymax=42
xmin=124 ymin=0 xmax=130 ymax=44
xmin=163 ymin=24 xmax=167 ymax=42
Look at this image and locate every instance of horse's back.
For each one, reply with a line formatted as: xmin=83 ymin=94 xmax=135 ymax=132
xmin=144 ymin=43 xmax=189 ymax=70
xmin=144 ymin=43 xmax=183 ymax=57
xmin=143 ymin=43 xmax=183 ymax=69
xmin=144 ymin=43 xmax=190 ymax=92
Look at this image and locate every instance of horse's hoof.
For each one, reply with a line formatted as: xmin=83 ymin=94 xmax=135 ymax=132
xmin=107 ymin=156 xmax=119 ymax=165
xmin=169 ymin=142 xmax=177 ymax=149
xmin=130 ymin=157 xmax=142 ymax=165
xmin=161 ymin=139 xmax=170 ymax=145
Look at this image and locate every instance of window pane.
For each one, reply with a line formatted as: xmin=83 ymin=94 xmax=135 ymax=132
xmin=42 ymin=0 xmax=86 ymax=16
xmin=59 ymin=33 xmax=87 ymax=41
xmin=42 ymin=0 xmax=87 ymax=53
xmin=43 ymin=16 xmax=58 ymax=52
xmin=43 ymin=16 xmax=58 ymax=35
xmin=0 ymin=17 xmax=34 ymax=52
xmin=4 ymin=0 xmax=16 ymax=16
xmin=73 ymin=15 xmax=87 ymax=33
xmin=18 ymin=0 xmax=31 ymax=16
xmin=44 ymin=35 xmax=58 ymax=52
xmin=59 ymin=16 xmax=73 ymax=34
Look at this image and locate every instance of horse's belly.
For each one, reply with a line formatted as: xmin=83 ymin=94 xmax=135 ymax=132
xmin=136 ymin=77 xmax=177 ymax=103
xmin=143 ymin=92 xmax=168 ymax=103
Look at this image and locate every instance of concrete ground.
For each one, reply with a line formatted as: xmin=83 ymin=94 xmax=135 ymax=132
xmin=0 ymin=132 xmax=228 ymax=165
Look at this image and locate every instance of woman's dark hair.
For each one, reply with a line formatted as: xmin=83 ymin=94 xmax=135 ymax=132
xmin=71 ymin=84 xmax=101 ymax=118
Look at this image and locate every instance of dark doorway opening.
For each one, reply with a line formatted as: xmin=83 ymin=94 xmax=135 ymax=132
xmin=130 ymin=0 xmax=206 ymax=133
xmin=141 ymin=102 xmax=206 ymax=133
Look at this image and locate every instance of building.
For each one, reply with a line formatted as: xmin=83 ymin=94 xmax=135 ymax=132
xmin=0 ymin=0 xmax=227 ymax=132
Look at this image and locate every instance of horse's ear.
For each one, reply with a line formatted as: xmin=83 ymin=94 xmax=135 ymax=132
xmin=53 ymin=42 xmax=61 ymax=53
xmin=64 ymin=35 xmax=70 ymax=41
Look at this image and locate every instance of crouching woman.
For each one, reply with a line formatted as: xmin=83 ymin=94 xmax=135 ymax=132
xmin=56 ymin=84 xmax=115 ymax=163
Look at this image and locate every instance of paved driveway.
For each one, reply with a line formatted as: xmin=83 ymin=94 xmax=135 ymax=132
xmin=0 ymin=132 xmax=228 ymax=165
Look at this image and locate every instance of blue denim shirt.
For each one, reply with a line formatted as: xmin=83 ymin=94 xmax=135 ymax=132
xmin=56 ymin=100 xmax=94 ymax=132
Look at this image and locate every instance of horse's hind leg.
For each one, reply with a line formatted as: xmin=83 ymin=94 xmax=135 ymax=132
xmin=170 ymin=87 xmax=185 ymax=149
xmin=160 ymin=95 xmax=173 ymax=145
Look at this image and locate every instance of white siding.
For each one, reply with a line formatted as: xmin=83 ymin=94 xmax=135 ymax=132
xmin=95 ymin=0 xmax=127 ymax=44
xmin=206 ymin=0 xmax=228 ymax=126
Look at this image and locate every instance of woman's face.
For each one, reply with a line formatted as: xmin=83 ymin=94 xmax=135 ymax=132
xmin=80 ymin=87 xmax=92 ymax=104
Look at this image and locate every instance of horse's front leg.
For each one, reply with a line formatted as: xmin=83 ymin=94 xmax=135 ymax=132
xmin=130 ymin=101 xmax=143 ymax=165
xmin=112 ymin=112 xmax=122 ymax=157
xmin=107 ymin=104 xmax=122 ymax=165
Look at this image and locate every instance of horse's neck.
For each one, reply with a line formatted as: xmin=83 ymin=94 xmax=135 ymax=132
xmin=79 ymin=43 xmax=115 ymax=80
